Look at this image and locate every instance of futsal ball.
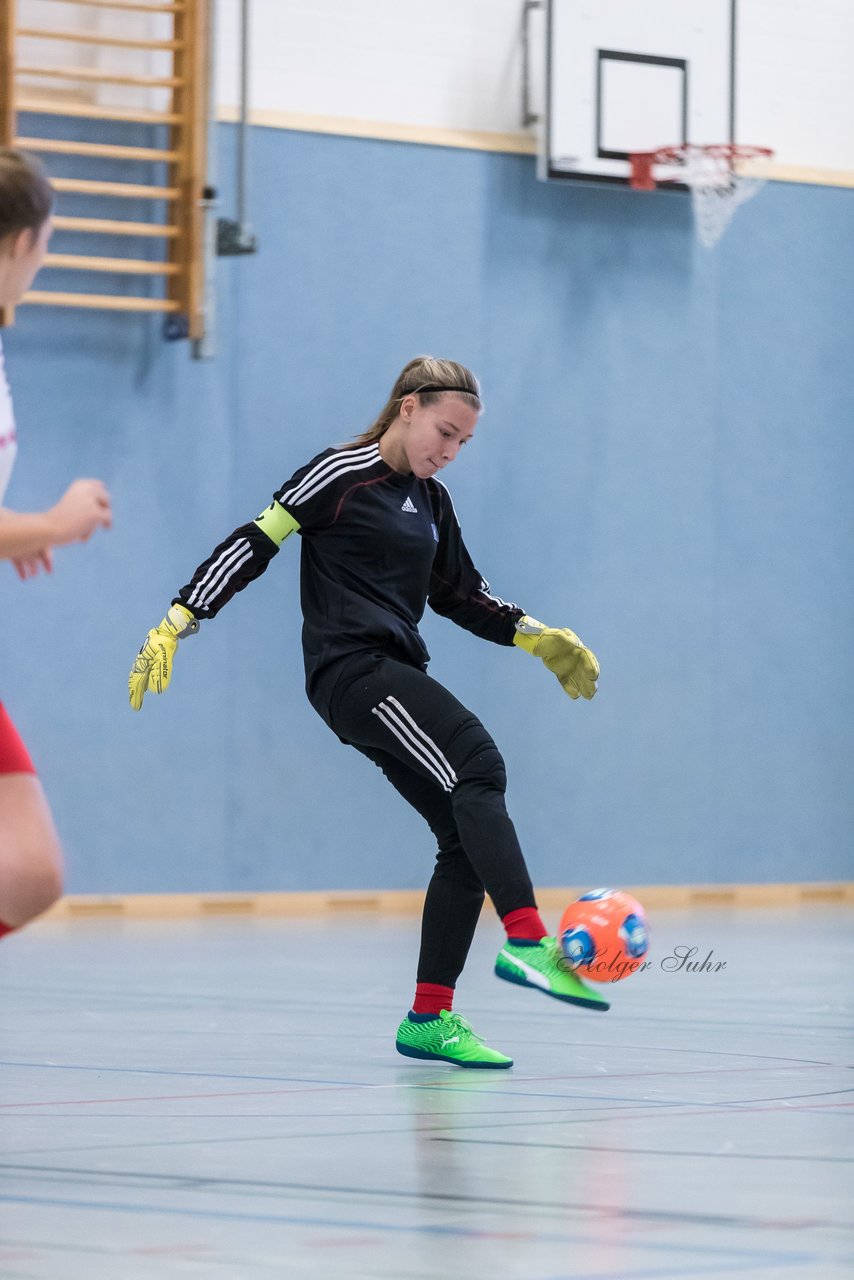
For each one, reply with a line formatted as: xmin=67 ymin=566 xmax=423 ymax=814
xmin=558 ymin=888 xmax=649 ymax=983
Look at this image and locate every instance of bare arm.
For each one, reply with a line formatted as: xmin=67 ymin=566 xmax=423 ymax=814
xmin=0 ymin=479 xmax=112 ymax=561
xmin=0 ymin=509 xmax=61 ymax=559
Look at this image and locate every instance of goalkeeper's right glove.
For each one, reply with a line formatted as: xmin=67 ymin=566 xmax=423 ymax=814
xmin=128 ymin=603 xmax=199 ymax=711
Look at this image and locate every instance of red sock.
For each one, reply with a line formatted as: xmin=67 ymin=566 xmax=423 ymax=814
xmin=412 ymin=982 xmax=454 ymax=1016
xmin=503 ymin=906 xmax=548 ymax=942
xmin=0 ymin=920 xmax=17 ymax=941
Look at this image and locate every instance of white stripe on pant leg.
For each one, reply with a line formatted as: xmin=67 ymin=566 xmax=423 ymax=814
xmin=372 ymin=705 xmax=452 ymax=791
xmin=372 ymin=705 xmax=454 ymax=792
xmin=187 ymin=539 xmax=250 ymax=609
xmin=384 ymin=696 xmax=459 ymax=786
xmin=372 ymin=700 xmax=457 ymax=791
xmin=379 ymin=701 xmax=458 ymax=789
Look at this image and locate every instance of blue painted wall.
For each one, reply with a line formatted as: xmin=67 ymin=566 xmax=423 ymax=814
xmin=1 ymin=124 xmax=852 ymax=893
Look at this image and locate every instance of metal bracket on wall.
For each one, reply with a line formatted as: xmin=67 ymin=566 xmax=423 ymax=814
xmin=216 ymin=216 xmax=258 ymax=256
xmin=522 ymin=0 xmax=544 ymax=127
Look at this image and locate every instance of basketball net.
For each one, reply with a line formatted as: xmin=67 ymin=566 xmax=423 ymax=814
xmin=629 ymin=144 xmax=774 ymax=249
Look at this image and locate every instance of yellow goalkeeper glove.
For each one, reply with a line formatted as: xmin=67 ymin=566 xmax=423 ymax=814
xmin=128 ymin=603 xmax=199 ymax=711
xmin=513 ymin=614 xmax=599 ymax=700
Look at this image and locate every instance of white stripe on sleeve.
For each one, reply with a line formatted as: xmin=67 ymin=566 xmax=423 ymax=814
xmin=187 ymin=538 xmax=252 ymax=610
xmin=281 ymin=444 xmax=379 ymax=508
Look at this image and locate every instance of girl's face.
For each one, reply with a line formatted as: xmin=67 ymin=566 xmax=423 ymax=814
xmin=399 ymin=393 xmax=480 ymax=479
xmin=0 ymin=218 xmax=52 ymax=306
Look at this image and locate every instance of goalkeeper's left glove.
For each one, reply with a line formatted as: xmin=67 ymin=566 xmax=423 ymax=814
xmin=513 ymin=615 xmax=599 ymax=700
xmin=128 ymin=603 xmax=199 ymax=711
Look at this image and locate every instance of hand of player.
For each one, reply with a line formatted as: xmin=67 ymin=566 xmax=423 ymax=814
xmin=49 ymin=479 xmax=112 ymax=545
xmin=513 ymin=615 xmax=599 ymax=700
xmin=11 ymin=548 xmax=53 ymax=579
xmin=128 ymin=604 xmax=199 ymax=711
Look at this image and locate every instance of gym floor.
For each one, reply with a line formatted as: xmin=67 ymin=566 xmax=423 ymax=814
xmin=1 ymin=906 xmax=852 ymax=1279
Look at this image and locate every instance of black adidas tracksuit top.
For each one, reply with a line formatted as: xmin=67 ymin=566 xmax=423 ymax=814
xmin=175 ymin=442 xmax=524 ymax=710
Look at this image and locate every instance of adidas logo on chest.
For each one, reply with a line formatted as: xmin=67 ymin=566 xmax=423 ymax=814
xmin=401 ymin=496 xmax=418 ymax=514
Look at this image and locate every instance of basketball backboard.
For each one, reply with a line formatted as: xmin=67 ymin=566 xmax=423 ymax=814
xmin=543 ymin=0 xmax=736 ymax=187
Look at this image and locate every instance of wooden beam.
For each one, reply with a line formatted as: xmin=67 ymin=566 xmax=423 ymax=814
xmin=17 ymin=27 xmax=183 ymax=52
xmin=34 ymin=881 xmax=854 ymax=921
xmin=167 ymin=0 xmax=208 ymax=333
xmin=0 ymin=0 xmax=15 ymax=146
xmin=38 ymin=0 xmax=185 ymax=12
xmin=216 ymin=105 xmax=541 ymax=158
xmin=23 ymin=290 xmax=180 ymax=312
xmin=17 ymin=64 xmax=184 ymax=89
xmin=168 ymin=0 xmax=189 ymax=317
xmin=17 ymin=96 xmax=182 ymax=125
xmin=45 ymin=252 xmax=181 ymax=275
xmin=16 ymin=135 xmax=180 ymax=163
xmin=51 ymin=176 xmax=179 ymax=199
xmin=184 ymin=0 xmax=210 ymax=340
xmin=0 ymin=0 xmax=16 ymax=326
xmin=52 ymin=215 xmax=181 ymax=237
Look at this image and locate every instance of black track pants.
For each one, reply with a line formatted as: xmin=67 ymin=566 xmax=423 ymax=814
xmin=326 ymin=654 xmax=536 ymax=988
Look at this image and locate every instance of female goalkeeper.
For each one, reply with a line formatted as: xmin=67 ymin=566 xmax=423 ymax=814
xmin=129 ymin=355 xmax=604 ymax=1068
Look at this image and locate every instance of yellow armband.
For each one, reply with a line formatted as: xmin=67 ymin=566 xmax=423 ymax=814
xmin=253 ymin=501 xmax=300 ymax=547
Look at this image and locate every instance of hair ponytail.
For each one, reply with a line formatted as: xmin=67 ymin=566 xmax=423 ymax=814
xmin=349 ymin=356 xmax=482 ymax=447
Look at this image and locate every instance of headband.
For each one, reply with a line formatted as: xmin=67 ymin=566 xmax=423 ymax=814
xmin=404 ymin=383 xmax=481 ymax=399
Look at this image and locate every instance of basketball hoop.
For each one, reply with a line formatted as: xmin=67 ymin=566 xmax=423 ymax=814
xmin=629 ymin=144 xmax=774 ymax=248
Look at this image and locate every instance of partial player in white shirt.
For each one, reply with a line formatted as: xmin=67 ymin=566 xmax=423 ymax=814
xmin=0 ymin=148 xmax=112 ymax=938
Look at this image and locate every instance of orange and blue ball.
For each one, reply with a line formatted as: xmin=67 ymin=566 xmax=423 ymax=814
xmin=558 ymin=888 xmax=649 ymax=983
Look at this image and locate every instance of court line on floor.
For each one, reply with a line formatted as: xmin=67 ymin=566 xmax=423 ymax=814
xmin=5 ymin=984 xmax=852 ymax=1034
xmin=429 ymin=1140 xmax=854 ymax=1164
xmin=0 ymin=1058 xmax=841 ymax=1088
xmin=2 ymin=1019 xmax=847 ymax=1068
xmin=0 ymin=1237 xmax=292 ymax=1279
xmin=0 ymin=1191 xmax=826 ymax=1268
xmin=1 ymin=1084 xmax=796 ymax=1114
xmin=423 ymin=1096 xmax=854 ymax=1126
xmin=1 ymin=1162 xmax=850 ymax=1231
xmin=1 ymin=1063 xmax=848 ymax=1115
xmin=2 ymin=1095 xmax=852 ymax=1162
xmin=2 ymin=1075 xmax=778 ymax=1111
xmin=0 ymin=1060 xmax=373 ymax=1087
xmin=539 ymin=1260 xmax=818 ymax=1280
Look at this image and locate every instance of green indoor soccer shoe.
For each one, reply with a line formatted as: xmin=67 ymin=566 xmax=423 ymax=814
xmin=495 ymin=937 xmax=611 ymax=1011
xmin=395 ymin=1009 xmax=513 ymax=1069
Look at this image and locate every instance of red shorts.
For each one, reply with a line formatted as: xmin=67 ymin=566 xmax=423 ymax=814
xmin=0 ymin=703 xmax=37 ymax=775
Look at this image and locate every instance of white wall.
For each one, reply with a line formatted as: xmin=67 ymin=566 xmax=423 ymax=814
xmin=13 ymin=0 xmax=854 ymax=177
xmin=737 ymin=0 xmax=854 ymax=172
xmin=213 ymin=0 xmax=853 ymax=173
xmin=214 ymin=0 xmax=531 ymax=137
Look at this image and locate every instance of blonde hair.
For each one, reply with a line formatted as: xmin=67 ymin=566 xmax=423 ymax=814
xmin=350 ymin=356 xmax=482 ymax=447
